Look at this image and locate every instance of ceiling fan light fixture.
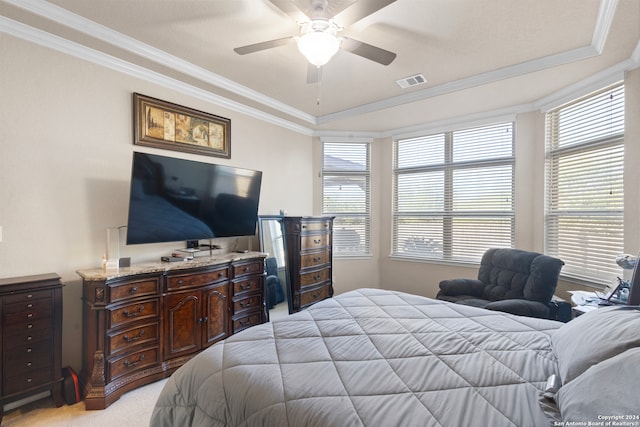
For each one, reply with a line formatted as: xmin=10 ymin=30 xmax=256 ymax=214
xmin=297 ymin=19 xmax=342 ymax=67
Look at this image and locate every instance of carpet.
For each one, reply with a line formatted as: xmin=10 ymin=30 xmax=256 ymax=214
xmin=2 ymin=378 xmax=167 ymax=427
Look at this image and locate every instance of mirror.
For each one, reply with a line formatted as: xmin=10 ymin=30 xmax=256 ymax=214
xmin=258 ymin=216 xmax=291 ymax=318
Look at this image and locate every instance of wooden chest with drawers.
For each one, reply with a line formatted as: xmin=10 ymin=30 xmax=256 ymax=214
xmin=0 ymin=273 xmax=63 ymax=422
xmin=283 ymin=216 xmax=334 ymax=312
xmin=78 ymin=253 xmax=266 ymax=410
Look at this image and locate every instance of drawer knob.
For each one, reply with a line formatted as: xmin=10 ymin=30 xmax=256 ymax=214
xmin=123 ymin=330 xmax=145 ymax=342
xmin=314 ymin=238 xmax=321 ymax=244
xmin=27 ymin=313 xmax=33 ymax=319
xmin=27 ymin=347 xmax=33 ymax=353
xmin=219 ymin=272 xmax=225 ymax=277
xmin=27 ymin=335 xmax=33 ymax=341
xmin=313 ymin=273 xmax=322 ymax=280
xmin=123 ymin=354 xmax=145 ymax=368
xmin=123 ymin=306 xmax=144 ymax=318
xmin=129 ymin=286 xmax=138 ymax=294
xmin=240 ymin=283 xmax=250 ymax=290
xmin=198 ymin=316 xmax=209 ymax=324
xmin=313 ymin=257 xmax=321 ymax=262
xmin=240 ymin=300 xmax=250 ymax=308
xmin=240 ymin=319 xmax=250 ymax=326
xmin=27 ymin=303 xmax=33 ymax=308
xmin=312 ymin=292 xmax=320 ymax=298
xmin=27 ymin=378 xmax=33 ymax=383
xmin=178 ymin=279 xmax=184 ymax=285
xmin=27 ymin=294 xmax=33 ymax=299
xmin=27 ymin=324 xmax=33 ymax=329
xmin=27 ymin=362 xmax=32 ymax=367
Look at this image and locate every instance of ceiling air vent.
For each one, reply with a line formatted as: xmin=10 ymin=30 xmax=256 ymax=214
xmin=396 ymin=74 xmax=427 ymax=89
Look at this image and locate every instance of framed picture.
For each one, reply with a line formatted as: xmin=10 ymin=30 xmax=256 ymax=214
xmin=133 ymin=93 xmax=231 ymax=158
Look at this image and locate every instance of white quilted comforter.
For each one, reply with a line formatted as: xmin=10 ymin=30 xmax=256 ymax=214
xmin=150 ymin=288 xmax=562 ymax=427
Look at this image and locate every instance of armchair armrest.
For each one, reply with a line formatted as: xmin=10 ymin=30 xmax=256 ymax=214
xmin=437 ymin=278 xmax=485 ymax=297
xmin=484 ymin=299 xmax=550 ymax=319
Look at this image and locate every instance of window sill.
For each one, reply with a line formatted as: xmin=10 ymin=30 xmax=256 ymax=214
xmin=388 ymin=255 xmax=479 ymax=268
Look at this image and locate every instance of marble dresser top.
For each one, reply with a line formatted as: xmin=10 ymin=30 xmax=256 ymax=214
xmin=77 ymin=251 xmax=267 ymax=281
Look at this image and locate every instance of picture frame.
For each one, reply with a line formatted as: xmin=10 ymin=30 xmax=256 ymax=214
xmin=133 ymin=93 xmax=231 ymax=158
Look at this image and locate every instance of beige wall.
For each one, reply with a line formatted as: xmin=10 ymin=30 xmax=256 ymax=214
xmin=0 ymin=35 xmax=314 ymax=370
xmin=2 ymin=31 xmax=639 ymax=373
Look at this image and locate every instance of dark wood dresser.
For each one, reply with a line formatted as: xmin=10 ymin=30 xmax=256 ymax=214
xmin=283 ymin=216 xmax=334 ymax=312
xmin=0 ymin=273 xmax=64 ymax=422
xmin=77 ymin=253 xmax=266 ymax=410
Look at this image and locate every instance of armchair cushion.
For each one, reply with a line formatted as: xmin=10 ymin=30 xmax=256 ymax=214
xmin=437 ymin=278 xmax=485 ymax=298
xmin=436 ymin=248 xmax=564 ymax=319
xmin=484 ymin=299 xmax=551 ymax=319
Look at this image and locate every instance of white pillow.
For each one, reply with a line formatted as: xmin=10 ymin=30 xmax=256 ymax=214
xmin=557 ymin=348 xmax=640 ymax=422
xmin=551 ymin=305 xmax=640 ymax=384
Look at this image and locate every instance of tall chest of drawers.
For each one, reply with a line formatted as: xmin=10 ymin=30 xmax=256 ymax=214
xmin=283 ymin=216 xmax=334 ymax=312
xmin=0 ymin=273 xmax=63 ymax=422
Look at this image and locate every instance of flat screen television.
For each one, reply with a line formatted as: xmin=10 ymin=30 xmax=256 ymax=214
xmin=125 ymin=152 xmax=262 ymax=245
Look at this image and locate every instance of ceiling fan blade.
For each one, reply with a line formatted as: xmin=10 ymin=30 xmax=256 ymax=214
xmin=341 ymin=37 xmax=396 ymax=65
xmin=234 ymin=37 xmax=294 ymax=55
xmin=335 ymin=0 xmax=397 ymax=26
xmin=268 ymin=0 xmax=309 ymax=22
xmin=307 ymin=63 xmax=321 ymax=83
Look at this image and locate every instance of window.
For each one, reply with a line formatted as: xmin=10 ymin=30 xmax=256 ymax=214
xmin=545 ymin=83 xmax=625 ymax=284
xmin=322 ymin=141 xmax=371 ymax=256
xmin=393 ymin=122 xmax=515 ymax=262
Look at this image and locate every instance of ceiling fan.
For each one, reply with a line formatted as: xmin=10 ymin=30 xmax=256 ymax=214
xmin=234 ymin=0 xmax=397 ymax=82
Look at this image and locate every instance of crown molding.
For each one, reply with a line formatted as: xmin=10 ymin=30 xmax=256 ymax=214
xmin=3 ymin=0 xmax=317 ymax=126
xmin=0 ymin=16 xmax=315 ymax=137
xmin=317 ymin=0 xmax=619 ymax=125
xmin=5 ymin=0 xmax=622 ymax=129
xmin=3 ymin=0 xmax=636 ymax=140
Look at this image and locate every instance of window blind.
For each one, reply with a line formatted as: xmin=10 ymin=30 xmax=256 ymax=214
xmin=393 ymin=122 xmax=515 ymax=262
xmin=545 ymin=83 xmax=625 ymax=284
xmin=322 ymin=142 xmax=371 ymax=256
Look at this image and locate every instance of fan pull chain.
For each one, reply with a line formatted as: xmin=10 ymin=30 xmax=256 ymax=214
xmin=316 ymin=66 xmax=323 ymax=109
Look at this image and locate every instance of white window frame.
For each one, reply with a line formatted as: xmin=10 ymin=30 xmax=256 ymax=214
xmin=544 ymin=82 xmax=625 ymax=285
xmin=392 ymin=122 xmax=515 ymax=263
xmin=321 ymin=139 xmax=371 ymax=257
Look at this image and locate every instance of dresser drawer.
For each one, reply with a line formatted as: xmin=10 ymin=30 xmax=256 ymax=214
xmin=107 ymin=322 xmax=159 ymax=355
xmin=300 ymin=220 xmax=332 ymax=232
xmin=4 ymin=339 xmax=51 ymax=367
xmin=4 ymin=299 xmax=52 ymax=326
xmin=4 ymin=367 xmax=53 ymax=395
xmin=166 ymin=267 xmax=228 ymax=290
xmin=4 ymin=317 xmax=52 ymax=341
xmin=232 ymin=276 xmax=262 ymax=296
xmin=109 ymin=278 xmax=160 ymax=304
xmin=108 ymin=299 xmax=159 ymax=329
xmin=3 ymin=289 xmax=51 ymax=304
xmin=301 ymin=234 xmax=330 ymax=250
xmin=108 ymin=346 xmax=160 ymax=382
xmin=232 ymin=260 xmax=263 ymax=278
xmin=300 ymin=284 xmax=332 ymax=307
xmin=4 ymin=328 xmax=50 ymax=350
xmin=300 ymin=251 xmax=331 ymax=269
xmin=233 ymin=295 xmax=262 ymax=314
xmin=4 ymin=346 xmax=51 ymax=375
xmin=232 ymin=312 xmax=262 ymax=333
xmin=300 ymin=267 xmax=331 ymax=287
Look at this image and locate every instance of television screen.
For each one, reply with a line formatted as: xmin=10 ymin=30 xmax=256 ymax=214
xmin=126 ymin=152 xmax=262 ymax=245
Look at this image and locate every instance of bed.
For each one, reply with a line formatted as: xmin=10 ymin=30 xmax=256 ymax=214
xmin=150 ymin=288 xmax=640 ymax=427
